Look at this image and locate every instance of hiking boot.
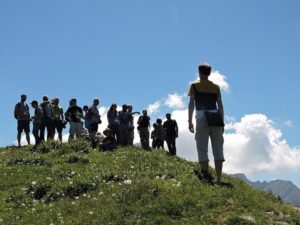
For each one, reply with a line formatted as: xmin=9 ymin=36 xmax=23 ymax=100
xmin=194 ymin=169 xmax=214 ymax=185
xmin=202 ymin=171 xmax=214 ymax=185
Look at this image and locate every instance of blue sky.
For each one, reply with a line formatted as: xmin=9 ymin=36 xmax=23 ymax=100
xmin=1 ymin=1 xmax=300 ymax=187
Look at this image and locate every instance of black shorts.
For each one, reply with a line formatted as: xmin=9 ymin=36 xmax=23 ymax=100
xmin=17 ymin=120 xmax=30 ymax=133
xmin=89 ymin=123 xmax=99 ymax=132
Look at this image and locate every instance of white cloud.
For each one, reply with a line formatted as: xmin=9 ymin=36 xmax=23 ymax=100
xmin=163 ymin=110 xmax=300 ymax=177
xmin=209 ymin=71 xmax=230 ymax=92
xmin=164 ymin=93 xmax=185 ymax=109
xmin=191 ymin=71 xmax=230 ymax=92
xmin=223 ymin=114 xmax=300 ymax=174
xmin=147 ymin=101 xmax=161 ymax=115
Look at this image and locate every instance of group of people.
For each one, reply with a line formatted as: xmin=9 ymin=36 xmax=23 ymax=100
xmin=14 ymin=96 xmax=179 ymax=154
xmin=14 ymin=62 xmax=226 ymax=184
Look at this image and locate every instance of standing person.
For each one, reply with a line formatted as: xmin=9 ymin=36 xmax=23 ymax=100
xmin=118 ymin=104 xmax=130 ymax=146
xmin=83 ymin=105 xmax=91 ymax=132
xmin=137 ymin=110 xmax=150 ymax=150
xmin=107 ymin=103 xmax=120 ymax=143
xmin=163 ymin=113 xmax=178 ymax=156
xmin=65 ymin=99 xmax=83 ymax=141
xmin=30 ymin=100 xmax=43 ymax=146
xmin=40 ymin=96 xmax=53 ymax=141
xmin=155 ymin=118 xmax=165 ymax=149
xmin=89 ymin=98 xmax=101 ymax=148
xmin=51 ymin=98 xmax=65 ymax=142
xmin=14 ymin=94 xmax=31 ymax=147
xmin=127 ymin=105 xmax=140 ymax=145
xmin=188 ymin=63 xmax=225 ymax=184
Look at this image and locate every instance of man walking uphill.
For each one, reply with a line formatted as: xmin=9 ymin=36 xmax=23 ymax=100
xmin=188 ymin=63 xmax=225 ymax=184
xmin=14 ymin=94 xmax=31 ymax=147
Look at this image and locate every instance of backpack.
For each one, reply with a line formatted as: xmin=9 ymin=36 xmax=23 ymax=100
xmin=15 ymin=102 xmax=30 ymax=121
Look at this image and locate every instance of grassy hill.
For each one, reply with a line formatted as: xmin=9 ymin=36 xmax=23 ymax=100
xmin=0 ymin=140 xmax=300 ymax=225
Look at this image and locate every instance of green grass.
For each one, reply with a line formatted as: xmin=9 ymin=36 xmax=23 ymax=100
xmin=0 ymin=140 xmax=299 ymax=225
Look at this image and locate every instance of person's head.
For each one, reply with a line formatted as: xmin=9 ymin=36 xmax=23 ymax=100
xmin=122 ymin=104 xmax=128 ymax=111
xmin=93 ymin=98 xmax=100 ymax=107
xmin=21 ymin=94 xmax=27 ymax=102
xmin=142 ymin=110 xmax=147 ymax=116
xmin=109 ymin=103 xmax=117 ymax=112
xmin=83 ymin=105 xmax=89 ymax=112
xmin=31 ymin=100 xmax=38 ymax=108
xmin=166 ymin=113 xmax=171 ymax=120
xmin=52 ymin=98 xmax=59 ymax=105
xmin=153 ymin=123 xmax=158 ymax=129
xmin=198 ymin=63 xmax=211 ymax=77
xmin=43 ymin=95 xmax=49 ymax=102
xmin=156 ymin=118 xmax=162 ymax=124
xmin=127 ymin=105 xmax=133 ymax=112
xmin=69 ymin=98 xmax=77 ymax=107
xmin=103 ymin=128 xmax=112 ymax=137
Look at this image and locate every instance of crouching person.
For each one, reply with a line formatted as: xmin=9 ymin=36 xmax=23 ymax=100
xmin=100 ymin=128 xmax=117 ymax=151
xmin=30 ymin=100 xmax=43 ymax=146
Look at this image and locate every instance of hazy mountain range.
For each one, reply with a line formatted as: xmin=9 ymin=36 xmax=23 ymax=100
xmin=231 ymin=173 xmax=300 ymax=207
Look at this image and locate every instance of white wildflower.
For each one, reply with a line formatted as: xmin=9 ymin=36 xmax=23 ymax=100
xmin=99 ymin=192 xmax=104 ymax=195
xmin=89 ymin=211 xmax=93 ymax=215
xmin=31 ymin=181 xmax=37 ymax=186
xmin=130 ymin=166 xmax=135 ymax=169
xmin=71 ymin=202 xmax=76 ymax=205
xmin=71 ymin=171 xmax=75 ymax=175
xmin=69 ymin=181 xmax=73 ymax=185
xmin=124 ymin=179 xmax=132 ymax=185
xmin=83 ymin=194 xmax=87 ymax=197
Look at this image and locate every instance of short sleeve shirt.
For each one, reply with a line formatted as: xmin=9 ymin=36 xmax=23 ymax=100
xmin=188 ymin=80 xmax=221 ymax=110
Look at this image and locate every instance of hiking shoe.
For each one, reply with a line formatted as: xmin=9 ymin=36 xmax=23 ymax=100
xmin=202 ymin=171 xmax=214 ymax=185
xmin=194 ymin=169 xmax=214 ymax=185
xmin=215 ymin=181 xmax=234 ymax=188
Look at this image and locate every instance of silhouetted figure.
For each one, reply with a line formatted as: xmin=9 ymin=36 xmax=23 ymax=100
xmin=163 ymin=113 xmax=178 ymax=156
xmin=127 ymin=105 xmax=140 ymax=145
xmin=65 ymin=99 xmax=83 ymax=141
xmin=51 ymin=97 xmax=65 ymax=142
xmin=100 ymin=128 xmax=117 ymax=151
xmin=137 ymin=110 xmax=150 ymax=150
xmin=188 ymin=63 xmax=225 ymax=184
xmin=30 ymin=100 xmax=43 ymax=146
xmin=119 ymin=104 xmax=130 ymax=146
xmin=153 ymin=118 xmax=165 ymax=149
xmin=107 ymin=103 xmax=120 ymax=143
xmin=14 ymin=94 xmax=31 ymax=147
xmin=89 ymin=98 xmax=101 ymax=148
xmin=40 ymin=96 xmax=53 ymax=141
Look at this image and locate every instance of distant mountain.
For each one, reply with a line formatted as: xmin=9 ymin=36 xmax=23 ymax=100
xmin=231 ymin=173 xmax=300 ymax=207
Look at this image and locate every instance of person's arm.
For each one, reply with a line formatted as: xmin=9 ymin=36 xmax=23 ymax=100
xmin=217 ymin=96 xmax=224 ymax=120
xmin=61 ymin=108 xmax=64 ymax=121
xmin=188 ymin=96 xmax=195 ymax=133
xmin=174 ymin=120 xmax=179 ymax=137
xmin=14 ymin=103 xmax=19 ymax=119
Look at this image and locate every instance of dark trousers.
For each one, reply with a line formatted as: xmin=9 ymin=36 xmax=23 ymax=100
xmin=40 ymin=118 xmax=53 ymax=141
xmin=152 ymin=139 xmax=164 ymax=149
xmin=33 ymin=122 xmax=42 ymax=145
xmin=166 ymin=136 xmax=176 ymax=156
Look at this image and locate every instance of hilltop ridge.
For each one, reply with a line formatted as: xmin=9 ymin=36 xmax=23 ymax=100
xmin=0 ymin=140 xmax=300 ymax=225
